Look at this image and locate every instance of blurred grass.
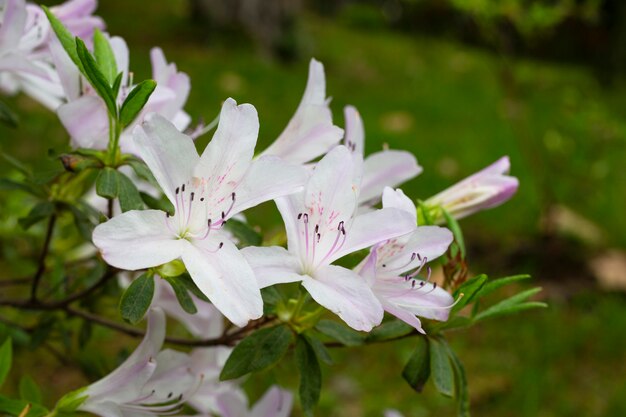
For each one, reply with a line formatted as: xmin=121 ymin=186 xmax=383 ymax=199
xmin=1 ymin=1 xmax=626 ymax=416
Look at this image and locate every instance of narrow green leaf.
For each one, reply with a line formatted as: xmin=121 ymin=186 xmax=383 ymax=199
xmin=442 ymin=208 xmax=466 ymax=258
xmin=0 ymin=338 xmax=12 ymax=388
xmin=164 ymin=276 xmax=197 ymax=314
xmin=224 ymin=218 xmax=262 ymax=247
xmin=315 ymin=320 xmax=366 ymax=347
xmin=111 ymin=72 xmax=124 ymax=99
xmin=18 ymin=202 xmax=54 ymax=230
xmin=303 ymin=332 xmax=333 ymax=365
xmin=93 ymin=29 xmax=118 ymax=84
xmin=429 ymin=337 xmax=455 ymax=397
xmin=443 ymin=342 xmax=470 ymax=417
xmin=402 ymin=335 xmax=430 ymax=392
xmin=476 ymin=274 xmax=532 ymax=298
xmin=119 ymin=80 xmax=157 ymax=127
xmin=0 ymin=99 xmax=18 ymax=128
xmin=296 ymin=336 xmax=322 ymax=417
xmin=120 ymin=273 xmax=155 ymax=324
xmin=140 ymin=192 xmax=174 ymax=213
xmin=220 ymin=325 xmax=293 ymax=380
xmin=42 ymin=6 xmax=81 ymax=70
xmin=475 ymin=298 xmax=547 ymax=322
xmin=19 ymin=375 xmax=42 ymax=404
xmin=0 ymin=395 xmax=48 ymax=417
xmin=75 ymin=38 xmax=117 ymax=116
xmin=366 ymin=320 xmax=413 ymax=343
xmin=451 ymin=274 xmax=488 ymax=314
xmin=117 ymin=171 xmax=144 ymax=212
xmin=96 ymin=167 xmax=119 ymax=199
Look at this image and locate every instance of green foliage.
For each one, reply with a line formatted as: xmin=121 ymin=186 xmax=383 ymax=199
xmin=220 ymin=325 xmax=293 ymax=380
xmin=18 ymin=202 xmax=54 ymax=230
xmin=451 ymin=274 xmax=488 ymax=314
xmin=96 ymin=167 xmax=119 ymax=199
xmin=366 ymin=320 xmax=414 ymax=343
xmin=75 ymin=38 xmax=117 ymax=116
xmin=42 ymin=6 xmax=82 ymax=70
xmin=295 ymin=336 xmax=322 ymax=417
xmin=119 ymin=272 xmax=155 ymax=324
xmin=93 ymin=29 xmax=118 ymax=84
xmin=315 ymin=319 xmax=365 ymax=346
xmin=19 ymin=375 xmax=42 ymax=404
xmin=116 ymin=171 xmax=144 ymax=212
xmin=164 ymin=276 xmax=197 ymax=314
xmin=0 ymin=338 xmax=12 ymax=388
xmin=0 ymin=395 xmax=48 ymax=417
xmin=119 ymin=80 xmax=157 ymax=127
xmin=429 ymin=337 xmax=455 ymax=397
xmin=402 ymin=335 xmax=430 ymax=392
xmin=0 ymin=100 xmax=18 ymax=128
xmin=224 ymin=218 xmax=262 ymax=247
xmin=443 ymin=208 xmax=466 ymax=258
xmin=474 ymin=287 xmax=547 ymax=322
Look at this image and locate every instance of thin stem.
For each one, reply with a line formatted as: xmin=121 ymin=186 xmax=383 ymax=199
xmin=30 ymin=214 xmax=57 ymax=301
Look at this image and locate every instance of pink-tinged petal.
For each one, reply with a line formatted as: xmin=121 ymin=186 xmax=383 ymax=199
xmin=141 ymin=349 xmax=197 ymax=401
xmin=381 ymin=300 xmax=424 ymax=333
xmin=92 ymin=210 xmax=183 ymax=270
xmin=58 ymin=95 xmax=109 ymax=149
xmin=215 ymin=390 xmax=250 ymax=417
xmin=384 ymin=409 xmax=405 ymax=417
xmin=374 ymin=226 xmax=452 ymax=275
xmin=150 ymin=47 xmax=190 ymax=116
xmin=275 ymin=192 xmax=305 ymax=255
xmin=181 ymin=238 xmax=263 ymax=327
xmin=241 ymin=246 xmax=304 ymax=288
xmin=79 ymin=401 xmax=124 ymax=417
xmin=109 ymin=36 xmax=129 ymax=84
xmin=304 ymin=265 xmax=383 ymax=331
xmin=261 ymin=59 xmax=343 ymax=164
xmin=15 ymin=70 xmax=64 ymax=110
xmin=0 ymin=0 xmax=26 ymax=51
xmin=251 ymin=386 xmax=294 ymax=417
xmin=84 ymin=309 xmax=165 ymax=403
xmin=195 ymin=98 xmax=258 ymax=184
xmin=360 ymin=150 xmax=422 ymax=205
xmin=49 ymin=37 xmax=81 ymax=100
xmin=343 ymin=105 xmax=364 ymax=155
xmin=329 ymin=207 xmax=415 ymax=264
xmin=0 ymin=52 xmax=48 ymax=78
xmin=51 ymin=0 xmax=96 ymax=20
xmin=382 ymin=187 xmax=417 ymax=221
xmin=375 ymin=278 xmax=454 ymax=323
xmin=133 ymin=113 xmax=199 ymax=204
xmin=304 ymin=145 xmax=360 ymax=228
xmin=232 ymin=155 xmax=306 ymax=215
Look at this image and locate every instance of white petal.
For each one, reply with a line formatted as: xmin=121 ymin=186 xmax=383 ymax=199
xmin=251 ymin=386 xmax=294 ymax=417
xmin=376 ymin=279 xmax=454 ymax=323
xmin=133 ymin=113 xmax=199 ymax=204
xmin=241 ymin=246 xmax=304 ymax=288
xmin=303 ymin=265 xmax=383 ymax=331
xmin=382 ymin=187 xmax=417 ymax=221
xmin=330 ymin=207 xmax=415 ymax=263
xmin=181 ymin=238 xmax=263 ymax=327
xmin=343 ymin=105 xmax=364 ymax=155
xmin=0 ymin=0 xmax=27 ymax=51
xmin=381 ymin=300 xmax=425 ymax=333
xmin=360 ymin=150 xmax=422 ymax=205
xmin=194 ymin=98 xmax=258 ymax=185
xmin=215 ymin=390 xmax=250 ymax=417
xmin=275 ymin=192 xmax=306 ymax=255
xmin=233 ymin=155 xmax=306 ymax=215
xmin=92 ymin=210 xmax=183 ymax=270
xmin=58 ymin=95 xmax=108 ymax=149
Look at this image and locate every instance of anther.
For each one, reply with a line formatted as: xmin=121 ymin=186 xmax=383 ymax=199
xmin=298 ymin=213 xmax=303 ymax=219
xmin=190 ymin=192 xmax=195 ymax=201
xmin=200 ymin=197 xmax=205 ymax=201
xmin=303 ymin=213 xmax=309 ymax=223
xmin=175 ymin=187 xmax=180 ymax=194
xmin=181 ymin=184 xmax=185 ymax=192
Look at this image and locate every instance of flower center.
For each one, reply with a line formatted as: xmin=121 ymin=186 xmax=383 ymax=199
xmin=297 ymin=212 xmax=347 ymax=272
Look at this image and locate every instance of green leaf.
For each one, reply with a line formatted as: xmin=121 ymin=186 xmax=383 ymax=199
xmin=474 ymin=287 xmax=546 ymax=322
xmin=111 ymin=72 xmax=124 ymax=99
xmin=220 ymin=325 xmax=293 ymax=380
xmin=117 ymin=171 xmax=144 ymax=212
xmin=140 ymin=192 xmax=174 ymax=213
xmin=18 ymin=202 xmax=54 ymax=230
xmin=451 ymin=274 xmax=488 ymax=314
xmin=96 ymin=167 xmax=119 ymax=199
xmin=476 ymin=274 xmax=532 ymax=298
xmin=69 ymin=204 xmax=96 ymax=241
xmin=402 ymin=335 xmax=430 ymax=392
xmin=0 ymin=178 xmax=40 ymax=196
xmin=0 ymin=338 xmax=12 ymax=388
xmin=315 ymin=320 xmax=366 ymax=347
xmin=295 ymin=336 xmax=322 ymax=417
xmin=164 ymin=276 xmax=197 ymax=314
xmin=93 ymin=28 xmax=118 ymax=84
xmin=366 ymin=320 xmax=414 ymax=343
xmin=302 ymin=332 xmax=333 ymax=365
xmin=443 ymin=342 xmax=470 ymax=417
xmin=119 ymin=80 xmax=157 ymax=127
xmin=75 ymin=38 xmax=116 ymax=116
xmin=0 ymin=99 xmax=18 ymax=128
xmin=224 ymin=218 xmax=262 ymax=247
xmin=19 ymin=375 xmax=42 ymax=404
xmin=177 ymin=273 xmax=210 ymax=302
xmin=429 ymin=337 xmax=455 ymax=397
xmin=442 ymin=208 xmax=466 ymax=258
xmin=119 ymin=273 xmax=155 ymax=324
xmin=0 ymin=395 xmax=48 ymax=417
xmin=42 ymin=7 xmax=81 ymax=70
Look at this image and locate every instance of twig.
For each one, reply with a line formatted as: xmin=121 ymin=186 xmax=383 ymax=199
xmin=30 ymin=214 xmax=57 ymax=301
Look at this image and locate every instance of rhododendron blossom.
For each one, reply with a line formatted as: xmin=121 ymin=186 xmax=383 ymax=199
xmin=93 ymin=99 xmax=307 ymax=326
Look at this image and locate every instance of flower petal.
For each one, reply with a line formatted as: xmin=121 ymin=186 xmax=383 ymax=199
xmin=360 ymin=150 xmax=422 ymax=205
xmin=181 ymin=238 xmax=263 ymax=327
xmin=133 ymin=113 xmax=199 ymax=204
xmin=382 ymin=187 xmax=417 ymax=221
xmin=343 ymin=105 xmax=364 ymax=155
xmin=92 ymin=209 xmax=183 ymax=270
xmin=375 ymin=279 xmax=454 ymax=323
xmin=303 ymin=265 xmax=383 ymax=331
xmin=57 ymin=95 xmax=108 ymax=149
xmin=251 ymin=386 xmax=294 ymax=417
xmin=241 ymin=246 xmax=304 ymax=288
xmin=380 ymin=300 xmax=425 ymax=334
xmin=329 ymin=207 xmax=415 ymax=263
xmin=215 ymin=390 xmax=250 ymax=417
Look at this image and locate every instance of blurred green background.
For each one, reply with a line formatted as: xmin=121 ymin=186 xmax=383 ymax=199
xmin=1 ymin=0 xmax=626 ymax=416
